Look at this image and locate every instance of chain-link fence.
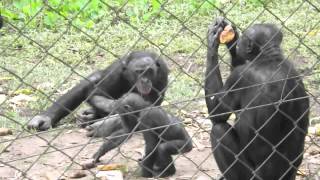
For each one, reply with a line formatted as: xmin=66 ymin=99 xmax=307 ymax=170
xmin=0 ymin=0 xmax=319 ymax=179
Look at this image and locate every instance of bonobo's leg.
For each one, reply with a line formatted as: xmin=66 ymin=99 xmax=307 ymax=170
xmin=211 ymin=123 xmax=252 ymax=179
xmin=85 ymin=115 xmax=123 ymax=137
xmin=140 ymin=133 xmax=158 ymax=178
xmin=92 ymin=128 xmax=130 ymax=162
xmin=28 ymin=71 xmax=105 ymax=131
xmin=154 ymin=139 xmax=192 ymax=177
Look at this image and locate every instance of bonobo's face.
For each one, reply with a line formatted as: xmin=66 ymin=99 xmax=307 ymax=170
xmin=126 ymin=57 xmax=158 ymax=95
xmin=117 ymin=93 xmax=150 ymax=114
xmin=236 ymin=24 xmax=283 ymax=61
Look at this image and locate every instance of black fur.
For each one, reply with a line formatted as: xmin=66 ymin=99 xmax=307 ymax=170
xmin=27 ymin=51 xmax=169 ymax=134
xmin=205 ymin=17 xmax=309 ymax=179
xmin=92 ymin=93 xmax=193 ymax=178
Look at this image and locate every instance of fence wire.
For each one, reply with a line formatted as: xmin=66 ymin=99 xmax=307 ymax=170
xmin=0 ymin=0 xmax=319 ymax=179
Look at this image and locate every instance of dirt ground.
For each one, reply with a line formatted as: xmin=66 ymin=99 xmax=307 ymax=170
xmin=0 ymin=122 xmax=222 ymax=180
xmin=1 ymin=120 xmax=320 ymax=180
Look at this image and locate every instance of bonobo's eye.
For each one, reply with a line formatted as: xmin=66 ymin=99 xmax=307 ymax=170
xmin=135 ymin=69 xmax=144 ymax=74
xmin=124 ymin=104 xmax=131 ymax=110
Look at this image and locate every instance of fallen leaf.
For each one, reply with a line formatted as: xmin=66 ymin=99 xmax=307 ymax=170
xmin=97 ymin=164 xmax=128 ymax=173
xmin=0 ymin=76 xmax=13 ymax=84
xmin=68 ymin=170 xmax=86 ymax=179
xmin=9 ymin=94 xmax=35 ymax=106
xmin=96 ymin=170 xmax=123 ymax=180
xmin=309 ymin=150 xmax=320 ymax=156
xmin=308 ymin=124 xmax=320 ymax=136
xmin=162 ymin=101 xmax=169 ymax=106
xmin=0 ymin=94 xmax=6 ymax=104
xmin=0 ymin=128 xmax=13 ymax=136
xmin=308 ymin=30 xmax=319 ymax=36
xmin=14 ymin=88 xmax=33 ymax=95
xmin=297 ymin=169 xmax=307 ymax=177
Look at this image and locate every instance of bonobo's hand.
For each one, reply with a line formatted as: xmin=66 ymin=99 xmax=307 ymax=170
xmin=27 ymin=115 xmax=52 ymax=131
xmin=77 ymin=108 xmax=97 ymax=128
xmin=208 ymin=17 xmax=231 ymax=48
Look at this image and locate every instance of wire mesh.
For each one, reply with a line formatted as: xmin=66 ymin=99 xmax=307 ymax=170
xmin=0 ymin=0 xmax=319 ymax=179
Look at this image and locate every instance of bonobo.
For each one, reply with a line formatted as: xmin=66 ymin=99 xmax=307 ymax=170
xmin=205 ymin=17 xmax=309 ymax=179
xmin=91 ymin=93 xmax=193 ymax=178
xmin=0 ymin=15 xmax=3 ymax=29
xmin=27 ymin=51 xmax=169 ymax=136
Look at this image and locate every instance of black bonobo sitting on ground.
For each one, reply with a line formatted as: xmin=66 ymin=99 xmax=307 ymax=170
xmin=90 ymin=93 xmax=193 ymax=178
xmin=27 ymin=51 xmax=169 ymax=138
xmin=205 ymin=17 xmax=309 ymax=179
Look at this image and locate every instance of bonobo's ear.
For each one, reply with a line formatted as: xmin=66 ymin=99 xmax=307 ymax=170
xmin=121 ymin=60 xmax=127 ymax=71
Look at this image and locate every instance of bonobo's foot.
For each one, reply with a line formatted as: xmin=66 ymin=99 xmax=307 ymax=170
xmin=85 ymin=115 xmax=122 ymax=137
xmin=138 ymin=160 xmax=154 ymax=178
xmin=77 ymin=108 xmax=98 ymax=128
xmin=92 ymin=152 xmax=102 ymax=164
xmin=27 ymin=115 xmax=52 ymax=131
xmin=154 ymin=163 xmax=176 ymax=178
xmin=81 ymin=158 xmax=97 ymax=170
xmin=208 ymin=17 xmax=229 ymax=47
xmin=140 ymin=169 xmax=153 ymax=178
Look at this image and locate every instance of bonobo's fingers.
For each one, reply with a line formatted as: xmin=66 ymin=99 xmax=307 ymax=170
xmin=208 ymin=17 xmax=233 ymax=47
xmin=77 ymin=108 xmax=97 ymax=127
xmin=27 ymin=115 xmax=52 ymax=131
xmin=208 ymin=18 xmax=225 ymax=47
xmin=81 ymin=159 xmax=97 ymax=170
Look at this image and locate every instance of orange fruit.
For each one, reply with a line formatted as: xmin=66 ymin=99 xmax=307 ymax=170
xmin=219 ymin=25 xmax=235 ymax=44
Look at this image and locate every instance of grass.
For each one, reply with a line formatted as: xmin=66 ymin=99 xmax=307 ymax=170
xmin=0 ymin=0 xmax=319 ymax=128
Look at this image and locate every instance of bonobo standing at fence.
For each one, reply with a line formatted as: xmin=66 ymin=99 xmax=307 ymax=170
xmin=86 ymin=93 xmax=193 ymax=178
xmin=205 ymin=17 xmax=309 ymax=179
xmin=27 ymin=51 xmax=169 ymax=137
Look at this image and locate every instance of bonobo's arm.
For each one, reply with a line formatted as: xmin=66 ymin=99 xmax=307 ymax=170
xmin=28 ymin=62 xmax=123 ymax=131
xmin=92 ymin=128 xmax=130 ymax=162
xmin=225 ymin=25 xmax=245 ymax=68
xmin=205 ymin=18 xmax=240 ymax=123
xmin=150 ymin=58 xmax=169 ymax=106
xmin=88 ymin=95 xmax=117 ymax=114
xmin=45 ymin=71 xmax=104 ymax=124
xmin=205 ymin=18 xmax=225 ymax=119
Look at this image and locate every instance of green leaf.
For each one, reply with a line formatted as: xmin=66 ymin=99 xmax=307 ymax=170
xmin=44 ymin=11 xmax=60 ymax=27
xmin=1 ymin=9 xmax=18 ymax=19
xmin=151 ymin=0 xmax=161 ymax=11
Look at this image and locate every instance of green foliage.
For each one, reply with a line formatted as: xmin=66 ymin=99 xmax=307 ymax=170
xmin=1 ymin=0 xmax=105 ymax=29
xmin=0 ymin=0 xmax=224 ymax=29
